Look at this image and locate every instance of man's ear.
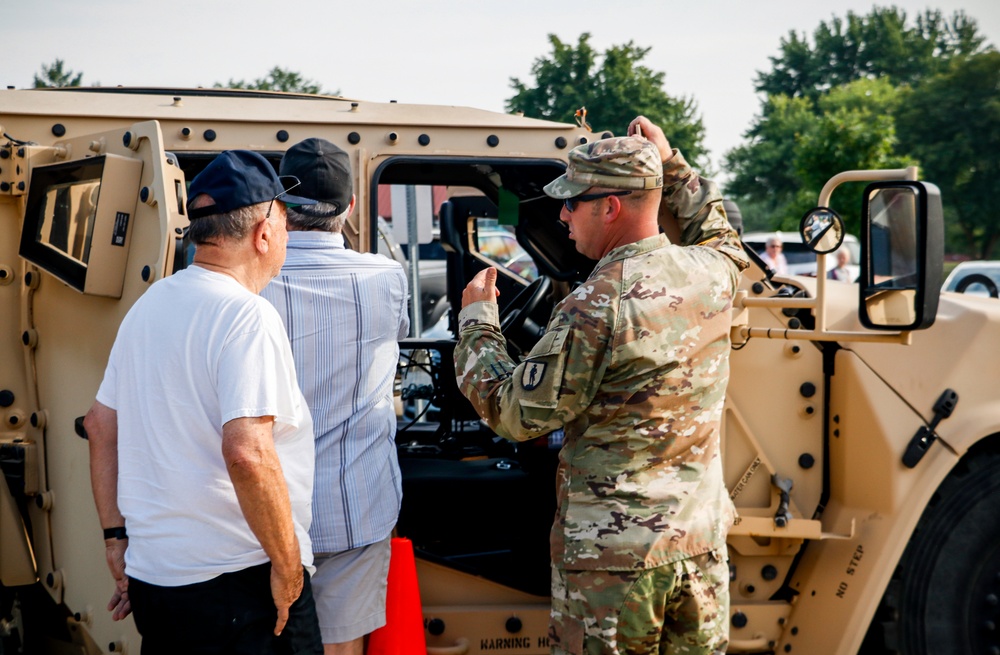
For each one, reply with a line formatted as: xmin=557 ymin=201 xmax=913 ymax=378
xmin=253 ymin=214 xmax=273 ymax=255
xmin=605 ymin=195 xmax=625 ymax=224
xmin=347 ymin=194 xmax=357 ymax=216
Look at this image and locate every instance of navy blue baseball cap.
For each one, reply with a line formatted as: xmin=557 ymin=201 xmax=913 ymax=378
xmin=187 ymin=150 xmax=316 ymax=220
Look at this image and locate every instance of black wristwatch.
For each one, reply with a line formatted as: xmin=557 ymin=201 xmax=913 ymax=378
xmin=103 ymin=526 xmax=128 ymax=540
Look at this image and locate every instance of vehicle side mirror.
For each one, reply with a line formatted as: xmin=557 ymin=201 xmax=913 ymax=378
xmin=799 ymin=207 xmax=844 ymax=254
xmin=859 ymin=181 xmax=943 ymax=330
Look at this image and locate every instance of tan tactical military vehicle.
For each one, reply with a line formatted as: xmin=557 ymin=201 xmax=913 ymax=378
xmin=1 ymin=87 xmax=997 ymax=655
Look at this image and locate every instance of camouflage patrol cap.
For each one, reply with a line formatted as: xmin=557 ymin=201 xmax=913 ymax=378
xmin=543 ymin=136 xmax=663 ymax=199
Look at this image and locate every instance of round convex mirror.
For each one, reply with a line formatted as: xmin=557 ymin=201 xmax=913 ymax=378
xmin=799 ymin=207 xmax=845 ymax=254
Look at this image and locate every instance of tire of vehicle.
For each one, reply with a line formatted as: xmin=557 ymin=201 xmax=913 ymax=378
xmin=868 ymin=444 xmax=1000 ymax=654
xmin=955 ymin=273 xmax=1000 ymax=298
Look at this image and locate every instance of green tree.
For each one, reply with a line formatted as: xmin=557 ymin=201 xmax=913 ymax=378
xmin=33 ymin=59 xmax=83 ymax=88
xmin=726 ymin=79 xmax=913 ymax=234
xmin=897 ymin=52 xmax=1000 ymax=259
xmin=757 ymin=7 xmax=987 ymax=100
xmin=216 ymin=67 xmax=334 ymax=95
xmin=507 ymin=33 xmax=707 ymax=167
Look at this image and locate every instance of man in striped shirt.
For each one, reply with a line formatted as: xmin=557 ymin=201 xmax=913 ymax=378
xmin=261 ymin=138 xmax=410 ymax=655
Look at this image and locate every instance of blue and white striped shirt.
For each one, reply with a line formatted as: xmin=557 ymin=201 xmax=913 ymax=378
xmin=262 ymin=231 xmax=409 ymax=553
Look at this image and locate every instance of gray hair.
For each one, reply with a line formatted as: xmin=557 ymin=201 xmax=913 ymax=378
xmin=287 ymin=200 xmax=348 ymax=233
xmin=187 ymin=198 xmax=269 ymax=245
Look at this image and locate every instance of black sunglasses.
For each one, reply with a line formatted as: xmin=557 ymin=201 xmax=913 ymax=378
xmin=265 ymin=176 xmax=303 ymax=219
xmin=563 ymin=190 xmax=632 ymax=213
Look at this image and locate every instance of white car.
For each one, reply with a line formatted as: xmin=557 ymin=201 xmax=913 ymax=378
xmin=942 ymin=261 xmax=1000 ymax=297
xmin=743 ymin=230 xmax=860 ymax=281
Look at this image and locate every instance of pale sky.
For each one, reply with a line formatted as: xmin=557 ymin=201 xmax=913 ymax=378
xmin=6 ymin=0 xmax=998 ymax=171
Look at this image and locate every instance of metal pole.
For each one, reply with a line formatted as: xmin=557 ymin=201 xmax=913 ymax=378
xmin=405 ymin=185 xmax=423 ymax=337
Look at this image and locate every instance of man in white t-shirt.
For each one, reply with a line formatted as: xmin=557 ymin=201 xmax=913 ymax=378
xmin=85 ymin=150 xmax=324 ymax=654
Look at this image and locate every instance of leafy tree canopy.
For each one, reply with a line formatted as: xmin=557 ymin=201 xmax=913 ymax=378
xmin=897 ymin=52 xmax=1000 ymax=258
xmin=757 ymin=7 xmax=987 ymax=99
xmin=727 ymin=78 xmax=913 ymax=234
xmin=507 ymin=33 xmax=707 ymax=167
xmin=33 ymin=59 xmax=83 ymax=88
xmin=216 ymin=67 xmax=335 ymax=95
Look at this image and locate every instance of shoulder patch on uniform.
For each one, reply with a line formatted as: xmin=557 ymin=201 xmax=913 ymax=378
xmin=522 ymin=361 xmax=547 ymax=390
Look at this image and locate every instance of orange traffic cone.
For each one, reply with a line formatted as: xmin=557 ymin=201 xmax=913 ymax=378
xmin=368 ymin=537 xmax=427 ymax=655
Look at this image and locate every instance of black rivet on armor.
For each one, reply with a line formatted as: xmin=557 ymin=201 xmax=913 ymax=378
xmin=0 ymin=269 xmax=7 ymax=279
xmin=0 ymin=182 xmax=10 ymax=192
xmin=833 ymin=415 xmax=840 ymax=423
xmin=787 ymin=317 xmax=801 ymax=329
xmin=30 ymin=412 xmax=40 ymax=427
xmin=791 ymin=627 xmax=798 ymax=635
xmin=602 ymin=131 xmax=613 ymax=139
xmin=0 ymin=149 xmax=8 ymax=159
xmin=122 ymin=132 xmax=132 ymax=148
xmin=21 ymin=331 xmax=30 ymax=346
xmin=427 ymin=618 xmax=445 ymax=636
xmin=834 ymin=429 xmax=840 ymax=438
xmin=762 ymin=565 xmax=778 ymax=581
xmin=52 ymin=123 xmax=66 ymax=137
xmin=784 ymin=645 xmax=792 ymax=653
xmin=348 ymin=132 xmax=361 ymax=145
xmin=800 ymin=382 xmax=816 ymax=398
xmin=204 ymin=129 xmax=217 ymax=142
xmin=46 ymin=572 xmax=54 ymax=587
xmin=751 ymin=282 xmax=765 ymax=295
xmin=745 ymin=584 xmax=756 ymax=593
xmin=109 ymin=642 xmax=117 ymax=652
xmin=791 ymin=345 xmax=801 ymax=354
xmin=175 ymin=227 xmax=184 ymax=235
xmin=7 ymin=415 xmax=17 ymax=426
xmin=141 ymin=266 xmax=152 ymax=282
xmin=578 ymin=137 xmax=588 ymax=145
xmin=140 ymin=187 xmax=150 ymax=203
xmin=798 ymin=454 xmax=815 ymax=469
xmin=555 ymin=136 xmax=567 ymax=149
xmin=17 ymin=181 xmax=25 ymax=191
xmin=0 ymin=391 xmax=14 ymax=408
xmin=388 ymin=132 xmax=398 ymax=142
xmin=17 ymin=148 xmax=25 ymax=158
xmin=731 ymin=612 xmax=748 ymax=628
xmin=181 ymin=127 xmax=192 ymax=137
xmin=417 ymin=134 xmax=430 ymax=146
xmin=487 ymin=135 xmax=500 ymax=148
xmin=805 ymin=406 xmax=815 ymax=415
xmin=24 ymin=271 xmax=34 ymax=287
xmin=778 ymin=617 xmax=786 ymax=625
xmin=276 ymin=130 xmax=289 ymax=143
xmin=505 ymin=617 xmax=522 ymax=633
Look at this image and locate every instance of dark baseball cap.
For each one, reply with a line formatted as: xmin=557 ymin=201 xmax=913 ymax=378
xmin=187 ymin=150 xmax=316 ymax=220
xmin=279 ymin=138 xmax=353 ymax=214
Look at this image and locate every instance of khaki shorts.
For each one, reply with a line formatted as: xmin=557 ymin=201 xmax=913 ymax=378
xmin=311 ymin=536 xmax=392 ymax=644
xmin=549 ymin=550 xmax=730 ymax=655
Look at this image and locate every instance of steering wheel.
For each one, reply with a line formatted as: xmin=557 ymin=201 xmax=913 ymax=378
xmin=955 ymin=273 xmax=999 ymax=298
xmin=499 ymin=276 xmax=552 ymax=357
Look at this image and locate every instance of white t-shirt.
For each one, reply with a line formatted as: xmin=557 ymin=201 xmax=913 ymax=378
xmin=96 ymin=266 xmax=314 ymax=586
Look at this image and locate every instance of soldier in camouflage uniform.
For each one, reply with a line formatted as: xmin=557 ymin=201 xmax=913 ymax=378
xmin=454 ymin=115 xmax=749 ymax=654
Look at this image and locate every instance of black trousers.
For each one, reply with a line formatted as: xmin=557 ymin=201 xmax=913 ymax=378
xmin=129 ymin=562 xmax=323 ymax=655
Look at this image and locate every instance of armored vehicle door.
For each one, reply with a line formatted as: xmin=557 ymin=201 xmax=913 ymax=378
xmin=2 ymin=120 xmax=185 ymax=642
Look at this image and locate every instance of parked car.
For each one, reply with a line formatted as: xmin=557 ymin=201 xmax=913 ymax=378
xmin=942 ymin=260 xmax=1000 ymax=297
xmin=743 ymin=230 xmax=860 ymax=280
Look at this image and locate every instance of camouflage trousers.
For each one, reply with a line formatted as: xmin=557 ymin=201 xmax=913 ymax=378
xmin=549 ymin=550 xmax=729 ymax=655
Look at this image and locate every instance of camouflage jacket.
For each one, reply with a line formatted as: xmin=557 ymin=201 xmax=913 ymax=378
xmin=454 ymin=149 xmax=749 ymax=570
